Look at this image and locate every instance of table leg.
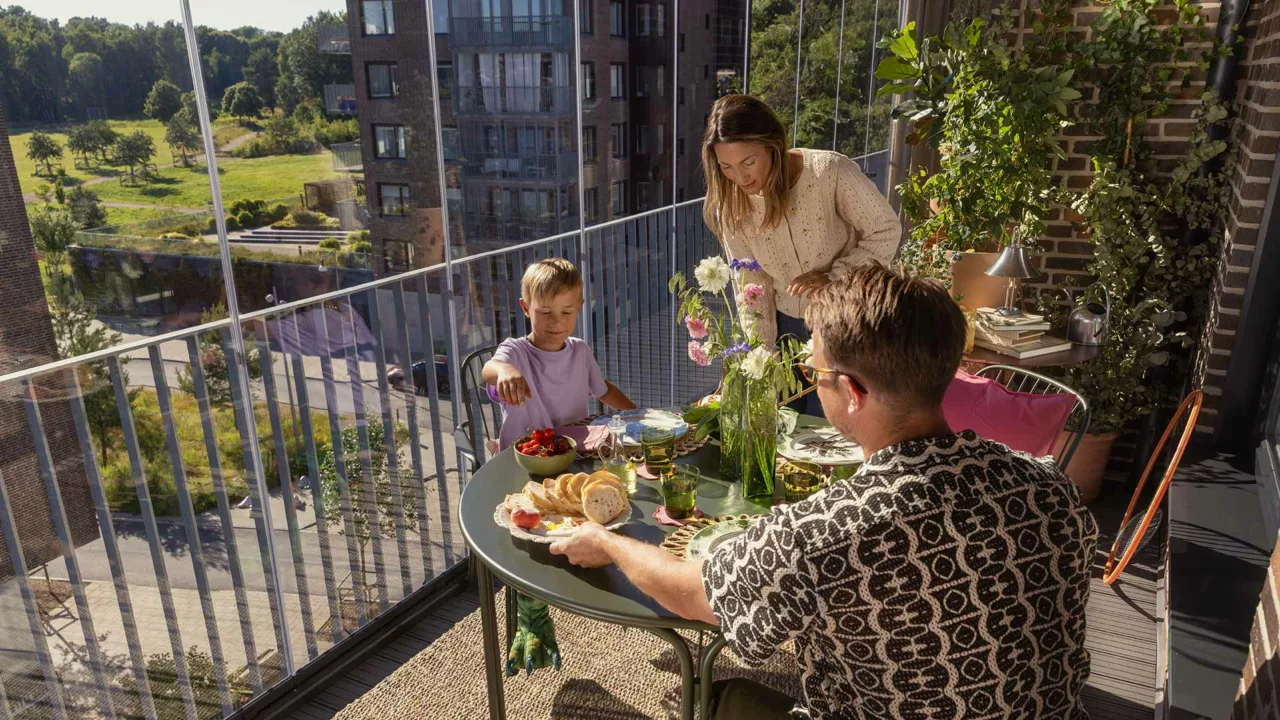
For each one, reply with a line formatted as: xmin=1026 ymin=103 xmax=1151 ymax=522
xmin=646 ymin=628 xmax=695 ymax=720
xmin=476 ymin=562 xmax=507 ymax=720
xmin=698 ymin=634 xmax=728 ymax=719
xmin=504 ymin=585 xmax=518 ymax=647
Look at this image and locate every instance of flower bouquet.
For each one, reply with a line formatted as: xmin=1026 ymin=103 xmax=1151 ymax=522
xmin=671 ymin=255 xmax=808 ymax=503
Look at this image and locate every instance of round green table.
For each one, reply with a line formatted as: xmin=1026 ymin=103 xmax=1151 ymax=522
xmin=459 ymin=439 xmax=773 ymax=720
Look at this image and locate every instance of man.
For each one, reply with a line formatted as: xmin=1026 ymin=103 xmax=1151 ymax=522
xmin=551 ymin=263 xmax=1097 ymax=719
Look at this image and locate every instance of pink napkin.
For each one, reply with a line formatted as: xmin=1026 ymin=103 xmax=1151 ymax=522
xmin=635 ymin=463 xmax=659 ymax=480
xmin=653 ymin=506 xmax=705 ymax=526
xmin=556 ymin=425 xmax=611 ymax=453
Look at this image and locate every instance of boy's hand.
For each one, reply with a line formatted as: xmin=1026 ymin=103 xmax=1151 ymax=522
xmin=496 ymin=366 xmax=531 ymax=406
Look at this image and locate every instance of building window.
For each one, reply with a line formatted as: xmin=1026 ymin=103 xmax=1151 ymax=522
xmin=437 ymin=64 xmax=453 ymax=101
xmin=657 ymin=124 xmax=664 ymax=155
xmin=585 ymin=187 xmax=599 ymax=223
xmin=373 ymin=124 xmax=406 ymax=159
xmin=657 ymin=3 xmax=665 ymax=36
xmin=610 ymin=63 xmax=625 ymax=99
xmin=636 ymin=126 xmax=650 ymax=155
xmin=637 ymin=4 xmax=650 ymax=36
xmin=581 ymin=0 xmax=594 ymax=34
xmin=380 ymin=183 xmax=410 ymax=216
xmin=677 ymin=137 xmax=684 ymax=156
xmin=611 ymin=181 xmax=626 ymax=214
xmin=367 ymin=62 xmax=399 ymax=99
xmin=362 ymin=0 xmax=395 ymax=35
xmin=610 ymin=1 xmax=625 ymax=36
xmin=636 ymin=181 xmax=650 ymax=210
xmin=583 ymin=126 xmax=597 ymax=163
xmin=433 ymin=0 xmax=449 ymax=32
xmin=442 ymin=127 xmax=460 ymax=161
xmin=635 ymin=66 xmax=650 ymax=97
xmin=611 ymin=123 xmax=627 ymax=158
xmin=657 ymin=65 xmax=665 ymax=96
xmin=581 ymin=62 xmax=596 ymax=101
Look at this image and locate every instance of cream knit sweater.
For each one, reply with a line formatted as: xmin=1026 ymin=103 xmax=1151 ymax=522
xmin=721 ymin=148 xmax=902 ymax=346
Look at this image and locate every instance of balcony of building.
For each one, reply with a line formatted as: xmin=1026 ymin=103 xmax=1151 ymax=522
xmin=453 ymin=85 xmax=576 ymax=117
xmin=316 ymin=23 xmax=351 ymax=55
xmin=323 ymin=84 xmax=359 ymax=117
xmin=449 ymin=15 xmax=574 ymax=49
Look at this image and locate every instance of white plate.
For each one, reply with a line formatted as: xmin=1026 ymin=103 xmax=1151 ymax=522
xmin=493 ymin=502 xmax=633 ymax=544
xmin=589 ymin=409 xmax=689 ymax=446
xmin=777 ymin=427 xmax=865 ymax=466
xmin=687 ymin=518 xmax=754 ymax=561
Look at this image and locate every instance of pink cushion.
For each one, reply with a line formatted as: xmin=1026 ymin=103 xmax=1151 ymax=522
xmin=942 ymin=371 xmax=1076 ymax=457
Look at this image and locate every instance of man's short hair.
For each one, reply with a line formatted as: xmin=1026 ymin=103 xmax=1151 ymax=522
xmin=521 ymin=258 xmax=583 ymax=304
xmin=805 ymin=262 xmax=965 ymax=410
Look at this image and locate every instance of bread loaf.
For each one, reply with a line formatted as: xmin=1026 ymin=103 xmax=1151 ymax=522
xmin=582 ymin=482 xmax=627 ymax=524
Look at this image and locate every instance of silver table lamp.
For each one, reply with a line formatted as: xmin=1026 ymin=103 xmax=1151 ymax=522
xmin=984 ymin=241 xmax=1040 ymax=317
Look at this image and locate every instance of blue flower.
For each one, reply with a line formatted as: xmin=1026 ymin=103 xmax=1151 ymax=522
xmin=730 ymin=258 xmax=762 ymax=273
xmin=722 ymin=342 xmax=751 ymax=359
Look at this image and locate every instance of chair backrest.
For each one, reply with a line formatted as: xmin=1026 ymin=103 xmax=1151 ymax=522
xmin=459 ymin=346 xmax=501 ymax=463
xmin=973 ymin=365 xmax=1091 ymax=469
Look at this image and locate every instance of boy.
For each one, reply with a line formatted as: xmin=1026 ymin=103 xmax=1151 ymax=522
xmin=484 ymin=258 xmax=636 ymax=448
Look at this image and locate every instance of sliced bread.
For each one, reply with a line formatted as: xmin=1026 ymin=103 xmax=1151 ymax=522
xmin=584 ymin=471 xmax=626 ymax=499
xmin=566 ymin=472 xmax=592 ymax=504
xmin=523 ymin=481 xmax=558 ymax=512
xmin=504 ymin=492 xmax=539 ymax=515
xmin=582 ymin=482 xmax=627 ymax=524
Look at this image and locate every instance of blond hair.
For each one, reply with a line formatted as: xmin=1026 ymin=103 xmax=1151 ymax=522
xmin=521 ymin=258 xmax=583 ymax=304
xmin=805 ymin=263 xmax=965 ymax=409
xmin=701 ymin=94 xmax=792 ymax=241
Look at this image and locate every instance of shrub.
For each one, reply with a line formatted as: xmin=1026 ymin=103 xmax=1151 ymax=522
xmin=317 ymin=237 xmax=342 ymax=250
xmin=224 ymin=214 xmax=241 ymax=232
xmin=160 ymin=232 xmax=195 ymax=241
xmin=275 ymin=208 xmax=340 ymax=229
xmin=235 ymin=210 xmax=256 ymax=228
xmin=346 ymin=229 xmax=370 ymax=244
xmin=270 ymin=203 xmax=290 ymax=222
xmin=347 ymin=240 xmax=373 ymax=254
xmin=313 ymin=117 xmax=359 ymax=146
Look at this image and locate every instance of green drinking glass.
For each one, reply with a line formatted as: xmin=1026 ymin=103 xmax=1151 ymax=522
xmin=662 ymin=465 xmax=701 ymax=519
xmin=640 ymin=426 xmax=676 ymax=477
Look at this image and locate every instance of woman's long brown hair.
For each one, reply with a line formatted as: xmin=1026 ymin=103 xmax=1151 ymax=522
xmin=701 ymin=94 xmax=792 ymax=241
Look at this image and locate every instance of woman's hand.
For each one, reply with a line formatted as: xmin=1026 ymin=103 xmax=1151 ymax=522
xmin=787 ymin=270 xmax=831 ymax=299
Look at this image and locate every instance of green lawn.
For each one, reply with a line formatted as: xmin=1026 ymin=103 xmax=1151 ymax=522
xmin=100 ymin=205 xmax=183 ymax=228
xmin=10 ymin=117 xmax=254 ymax=195
xmin=91 ymin=151 xmax=339 ymax=208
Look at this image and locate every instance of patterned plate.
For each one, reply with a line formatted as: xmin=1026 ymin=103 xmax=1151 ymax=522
xmin=778 ymin=427 xmax=865 ymax=466
xmin=686 ymin=517 xmax=754 ymax=561
xmin=589 ymin=408 xmax=689 ymax=446
xmin=494 ymin=503 xmax=632 ymax=545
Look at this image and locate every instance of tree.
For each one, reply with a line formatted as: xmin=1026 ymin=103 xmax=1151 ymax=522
xmin=65 ymin=124 xmax=96 ymax=167
xmin=29 ymin=204 xmax=78 ymax=265
xmin=177 ymin=302 xmax=262 ymax=406
xmin=114 ymin=130 xmax=156 ymax=185
xmin=66 ymin=52 xmax=106 ymax=115
xmin=242 ymin=45 xmax=279 ymax=108
xmin=26 ymin=130 xmax=62 ymax=176
xmin=221 ymin=81 xmax=263 ymax=118
xmin=51 ymin=295 xmax=126 ymax=466
xmin=165 ymin=108 xmax=202 ymax=167
xmin=144 ymin=79 xmax=184 ymax=122
xmin=274 ymin=13 xmax=351 ymax=112
xmin=182 ymin=91 xmax=219 ymax=123
xmin=67 ymin=186 xmax=108 ymax=229
xmin=85 ymin=120 xmax=118 ymax=164
xmin=263 ymin=114 xmax=306 ymax=153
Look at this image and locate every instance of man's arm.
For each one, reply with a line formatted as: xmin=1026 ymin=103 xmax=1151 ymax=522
xmin=550 ymin=523 xmax=716 ymax=625
xmin=599 ymin=380 xmax=638 ymax=411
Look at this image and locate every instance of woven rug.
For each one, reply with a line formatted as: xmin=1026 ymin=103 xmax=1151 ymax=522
xmin=334 ymin=601 xmax=802 ymax=719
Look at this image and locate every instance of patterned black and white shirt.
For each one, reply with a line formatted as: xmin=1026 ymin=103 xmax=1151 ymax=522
xmin=703 ymin=430 xmax=1097 ymax=719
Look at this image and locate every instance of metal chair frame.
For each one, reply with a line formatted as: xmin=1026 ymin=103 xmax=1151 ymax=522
xmin=455 ymin=345 xmax=501 ymax=475
xmin=973 ymin=365 xmax=1091 ymax=469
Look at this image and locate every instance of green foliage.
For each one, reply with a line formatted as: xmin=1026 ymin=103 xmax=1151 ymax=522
xmin=317 ymin=237 xmax=343 ymax=251
xmin=346 ymin=240 xmax=373 ymax=254
xmin=880 ymin=15 xmax=1078 ymax=279
xmin=279 ymin=208 xmax=341 ymax=229
xmin=26 ymin=130 xmax=62 ymax=176
xmin=67 ymin=186 xmax=108 ymax=229
xmin=222 ymin=81 xmax=264 ymax=118
xmin=65 ymin=124 xmax=97 ymax=167
xmin=30 ymin=203 xmax=80 ymax=261
xmin=274 ymin=13 xmax=353 ymax=113
xmin=50 ymin=295 xmax=127 ymax=466
xmin=144 ymin=79 xmax=184 ymax=123
xmin=317 ymin=419 xmax=416 ymax=546
xmin=113 ymin=131 xmax=157 ymax=185
xmin=165 ymin=107 xmax=203 ymax=167
xmin=176 ymin=302 xmax=263 ymax=406
xmin=346 ymin=229 xmax=370 ymax=244
xmin=311 ymin=116 xmax=360 ymax=146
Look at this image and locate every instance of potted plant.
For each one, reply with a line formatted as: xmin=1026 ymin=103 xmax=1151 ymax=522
xmin=876 ymin=16 xmax=1078 ymax=306
xmin=671 ymin=256 xmax=807 ymax=504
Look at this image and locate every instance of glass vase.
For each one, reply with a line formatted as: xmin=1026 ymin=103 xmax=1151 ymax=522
xmin=719 ymin=368 xmax=777 ymax=505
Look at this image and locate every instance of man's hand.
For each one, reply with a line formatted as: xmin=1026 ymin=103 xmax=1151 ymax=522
xmin=549 ymin=522 xmax=614 ymax=568
xmin=495 ymin=365 xmax=531 ymax=406
xmin=787 ymin=270 xmax=831 ymax=299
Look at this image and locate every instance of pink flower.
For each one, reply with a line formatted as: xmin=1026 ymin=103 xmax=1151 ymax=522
xmin=687 ymin=341 xmax=712 ymax=367
xmin=685 ymin=315 xmax=709 ymax=339
xmin=738 ymin=283 xmax=766 ymax=309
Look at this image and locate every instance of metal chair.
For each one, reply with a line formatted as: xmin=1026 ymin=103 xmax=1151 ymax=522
xmin=974 ymin=365 xmax=1091 ymax=469
xmin=455 ymin=345 xmax=502 ymax=475
xmin=1103 ymin=388 xmax=1202 ymax=584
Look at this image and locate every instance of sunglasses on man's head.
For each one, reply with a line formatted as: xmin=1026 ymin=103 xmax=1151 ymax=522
xmin=798 ymin=363 xmax=868 ymax=394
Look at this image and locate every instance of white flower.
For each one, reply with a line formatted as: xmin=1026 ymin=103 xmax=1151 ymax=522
xmin=694 ymin=256 xmax=731 ymax=294
xmin=740 ymin=346 xmax=772 ymax=381
xmin=800 ymin=338 xmax=814 ymax=362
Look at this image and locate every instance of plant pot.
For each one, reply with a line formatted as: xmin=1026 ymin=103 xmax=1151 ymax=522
xmin=949 ymin=251 xmax=1007 ymax=311
xmin=1059 ymin=430 xmax=1119 ymax=504
xmin=719 ymin=369 xmax=777 ymax=505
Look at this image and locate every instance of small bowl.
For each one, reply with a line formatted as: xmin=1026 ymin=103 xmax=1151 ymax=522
xmin=512 ymin=434 xmax=578 ymax=476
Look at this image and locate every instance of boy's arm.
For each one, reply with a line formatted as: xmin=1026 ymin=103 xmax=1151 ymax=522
xmin=600 ymin=380 xmax=637 ymax=411
xmin=483 ymin=359 xmax=530 ymax=406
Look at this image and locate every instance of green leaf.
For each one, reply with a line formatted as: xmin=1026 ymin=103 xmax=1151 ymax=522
xmin=694 ymin=416 xmax=719 ymax=443
xmin=887 ymin=24 xmax=919 ymax=61
xmin=1058 ymin=87 xmax=1082 ymax=101
xmin=876 ymin=56 xmax=918 ymax=82
xmin=1056 ymin=68 xmax=1076 ymax=86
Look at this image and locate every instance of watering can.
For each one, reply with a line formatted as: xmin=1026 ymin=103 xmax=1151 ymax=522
xmin=1062 ymin=285 xmax=1110 ymax=346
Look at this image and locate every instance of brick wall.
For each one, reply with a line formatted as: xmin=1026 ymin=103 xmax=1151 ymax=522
xmin=1195 ymin=0 xmax=1280 ymax=434
xmin=0 ymin=105 xmax=100 ymax=579
xmin=1235 ymin=530 xmax=1280 ymax=717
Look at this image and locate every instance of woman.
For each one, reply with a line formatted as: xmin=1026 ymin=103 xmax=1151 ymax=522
xmin=702 ymin=94 xmax=901 ymax=414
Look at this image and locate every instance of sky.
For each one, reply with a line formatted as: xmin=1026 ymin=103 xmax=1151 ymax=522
xmin=33 ymin=0 xmax=348 ymax=33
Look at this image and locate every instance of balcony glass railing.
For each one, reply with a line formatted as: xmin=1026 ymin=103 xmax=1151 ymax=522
xmin=323 ymin=84 xmax=359 ymax=116
xmin=449 ymin=16 xmax=575 ymax=47
xmin=454 ymin=86 xmax=576 ymax=115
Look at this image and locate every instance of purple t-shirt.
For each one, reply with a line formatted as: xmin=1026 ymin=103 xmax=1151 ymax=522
xmin=488 ymin=336 xmax=608 ymax=448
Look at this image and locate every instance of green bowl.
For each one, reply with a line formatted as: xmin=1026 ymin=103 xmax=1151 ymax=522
xmin=513 ymin=434 xmax=578 ymax=477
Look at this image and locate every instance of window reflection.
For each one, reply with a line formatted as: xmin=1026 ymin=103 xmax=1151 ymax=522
xmin=362 ymin=0 xmax=396 ymax=36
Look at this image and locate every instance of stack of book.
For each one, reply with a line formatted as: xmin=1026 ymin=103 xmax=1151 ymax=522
xmin=973 ymin=308 xmax=1072 ymax=359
